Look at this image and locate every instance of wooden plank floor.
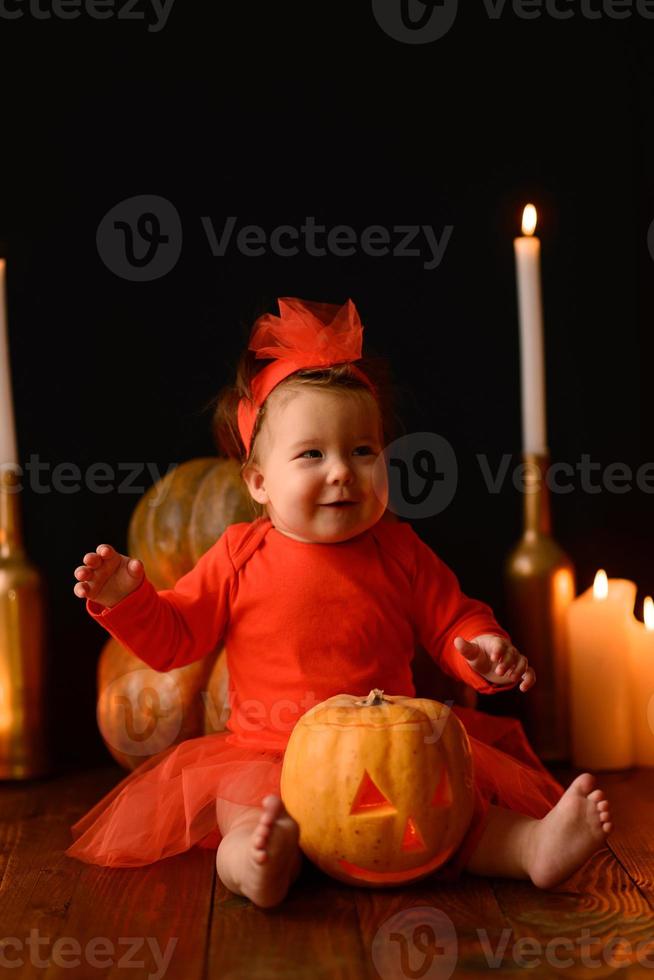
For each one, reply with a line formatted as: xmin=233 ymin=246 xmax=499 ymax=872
xmin=0 ymin=763 xmax=652 ymax=979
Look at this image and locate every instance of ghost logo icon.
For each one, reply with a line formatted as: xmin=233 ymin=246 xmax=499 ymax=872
xmin=372 ymin=432 xmax=458 ymax=519
xmin=96 ymin=194 xmax=182 ymax=281
xmin=391 ymin=449 xmax=444 ymax=506
xmin=372 ymin=906 xmax=458 ymax=980
xmin=114 ymin=212 xmax=169 ymax=269
xmin=372 ymin=0 xmax=458 ymax=43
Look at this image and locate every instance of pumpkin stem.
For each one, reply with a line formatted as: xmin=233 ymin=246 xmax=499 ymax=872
xmin=355 ymin=688 xmax=386 ymax=707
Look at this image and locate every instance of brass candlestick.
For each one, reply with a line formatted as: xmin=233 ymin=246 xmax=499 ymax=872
xmin=503 ymin=452 xmax=576 ymax=764
xmin=0 ymin=467 xmax=50 ymax=778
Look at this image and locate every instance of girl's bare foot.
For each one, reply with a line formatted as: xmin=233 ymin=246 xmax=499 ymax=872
xmin=239 ymin=795 xmax=302 ymax=908
xmin=527 ymin=772 xmax=612 ymax=889
xmin=73 ymin=544 xmax=144 ymax=609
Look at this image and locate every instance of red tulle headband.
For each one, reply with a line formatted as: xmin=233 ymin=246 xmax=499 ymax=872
xmin=237 ymin=297 xmax=377 ymax=457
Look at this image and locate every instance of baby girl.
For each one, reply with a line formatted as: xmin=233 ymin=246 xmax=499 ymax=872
xmin=70 ymin=297 xmax=611 ymax=908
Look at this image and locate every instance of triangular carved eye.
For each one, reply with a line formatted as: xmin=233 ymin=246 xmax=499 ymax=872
xmin=350 ymin=771 xmax=397 ymax=814
xmin=430 ymin=766 xmax=453 ymax=807
xmin=401 ymin=816 xmax=427 ymax=852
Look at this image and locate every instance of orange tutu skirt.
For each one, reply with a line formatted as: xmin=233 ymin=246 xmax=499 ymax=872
xmin=65 ymin=706 xmax=565 ymax=881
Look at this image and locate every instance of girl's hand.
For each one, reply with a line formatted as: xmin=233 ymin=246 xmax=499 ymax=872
xmin=453 ymin=634 xmax=536 ymax=692
xmin=73 ymin=544 xmax=144 ymax=609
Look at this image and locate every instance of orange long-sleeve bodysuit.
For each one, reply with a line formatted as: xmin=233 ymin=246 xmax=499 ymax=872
xmin=66 ymin=515 xmax=564 ymax=877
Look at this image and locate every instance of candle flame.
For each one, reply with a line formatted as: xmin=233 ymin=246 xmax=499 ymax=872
xmin=644 ymin=597 xmax=654 ymax=630
xmin=521 ymin=204 xmax=537 ymax=236
xmin=593 ymin=569 xmax=608 ymax=599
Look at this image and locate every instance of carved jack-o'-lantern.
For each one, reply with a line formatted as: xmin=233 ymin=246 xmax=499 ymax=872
xmin=280 ymin=689 xmax=475 ymax=887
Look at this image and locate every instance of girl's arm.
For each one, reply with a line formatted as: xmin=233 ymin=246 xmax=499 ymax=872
xmin=86 ymin=531 xmax=236 ymax=672
xmin=410 ymin=537 xmax=520 ymax=696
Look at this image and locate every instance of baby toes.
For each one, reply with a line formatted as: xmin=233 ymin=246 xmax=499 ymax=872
xmin=595 ymin=799 xmax=612 ymax=832
xmin=253 ymin=821 xmax=272 ymax=854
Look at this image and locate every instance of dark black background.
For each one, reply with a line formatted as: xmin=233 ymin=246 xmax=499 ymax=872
xmin=0 ymin=2 xmax=652 ymax=767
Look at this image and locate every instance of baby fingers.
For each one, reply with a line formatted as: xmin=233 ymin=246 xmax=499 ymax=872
xmin=83 ymin=552 xmax=103 ymax=568
xmin=519 ymin=665 xmax=536 ymax=691
xmin=503 ymin=655 xmax=527 ymax=679
xmin=95 ymin=544 xmax=116 ymax=559
xmin=494 ymin=645 xmax=519 ymax=674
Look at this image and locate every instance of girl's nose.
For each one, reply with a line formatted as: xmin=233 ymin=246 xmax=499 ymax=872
xmin=327 ymin=458 xmax=354 ymax=484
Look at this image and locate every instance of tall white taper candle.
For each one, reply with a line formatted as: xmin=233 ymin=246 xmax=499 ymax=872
xmin=514 ymin=204 xmax=547 ymax=455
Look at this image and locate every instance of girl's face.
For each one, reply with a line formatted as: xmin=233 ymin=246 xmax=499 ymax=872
xmin=243 ymin=387 xmax=388 ymax=544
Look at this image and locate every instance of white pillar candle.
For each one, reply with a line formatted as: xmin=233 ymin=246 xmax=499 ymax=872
xmin=628 ymin=597 xmax=654 ymax=767
xmin=566 ymin=570 xmax=635 ymax=770
xmin=0 ymin=259 xmax=18 ymax=472
xmin=514 ymin=204 xmax=547 ymax=455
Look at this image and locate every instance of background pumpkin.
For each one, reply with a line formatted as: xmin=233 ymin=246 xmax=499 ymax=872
xmin=280 ymin=689 xmax=475 ymax=887
xmin=96 ymin=457 xmax=477 ymax=770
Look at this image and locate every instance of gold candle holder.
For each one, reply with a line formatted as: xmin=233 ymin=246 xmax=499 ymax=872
xmin=503 ymin=452 xmax=576 ymax=764
xmin=0 ymin=466 xmax=50 ymax=778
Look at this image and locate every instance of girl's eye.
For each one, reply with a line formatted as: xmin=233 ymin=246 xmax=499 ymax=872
xmin=299 ymin=446 xmax=375 ymax=459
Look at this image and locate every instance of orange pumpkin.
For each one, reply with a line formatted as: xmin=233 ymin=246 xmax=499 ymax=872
xmin=280 ymin=688 xmax=475 ymax=887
